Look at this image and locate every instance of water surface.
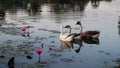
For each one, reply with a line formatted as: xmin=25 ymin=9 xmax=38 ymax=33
xmin=0 ymin=0 xmax=120 ymax=68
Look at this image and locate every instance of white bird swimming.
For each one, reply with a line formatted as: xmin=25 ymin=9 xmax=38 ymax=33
xmin=59 ymin=24 xmax=75 ymax=42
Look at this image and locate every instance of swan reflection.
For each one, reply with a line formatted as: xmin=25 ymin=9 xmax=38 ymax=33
xmin=82 ymin=38 xmax=100 ymax=45
xmin=60 ymin=39 xmax=83 ymax=53
xmin=60 ymin=37 xmax=100 ymax=53
xmin=73 ymin=39 xmax=83 ymax=53
xmin=60 ymin=40 xmax=73 ymax=50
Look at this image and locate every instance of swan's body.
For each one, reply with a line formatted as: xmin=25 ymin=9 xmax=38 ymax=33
xmin=81 ymin=30 xmax=100 ymax=39
xmin=76 ymin=21 xmax=100 ymax=39
xmin=60 ymin=25 xmax=74 ymax=42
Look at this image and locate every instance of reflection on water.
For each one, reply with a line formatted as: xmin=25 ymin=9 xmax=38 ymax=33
xmin=60 ymin=37 xmax=99 ymax=53
xmin=0 ymin=0 xmax=113 ymax=15
xmin=73 ymin=39 xmax=83 ymax=53
xmin=8 ymin=57 xmax=14 ymax=68
xmin=0 ymin=10 xmax=5 ymax=26
xmin=91 ymin=0 xmax=100 ymax=8
xmin=60 ymin=40 xmax=74 ymax=49
xmin=82 ymin=38 xmax=99 ymax=45
xmin=118 ymin=16 xmax=120 ymax=35
xmin=0 ymin=0 xmax=120 ymax=68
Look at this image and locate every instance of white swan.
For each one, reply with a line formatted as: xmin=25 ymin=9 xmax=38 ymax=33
xmin=59 ymin=24 xmax=74 ymax=42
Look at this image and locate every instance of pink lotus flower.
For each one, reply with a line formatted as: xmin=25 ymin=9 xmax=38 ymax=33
xmin=21 ymin=26 xmax=30 ymax=31
xmin=35 ymin=49 xmax=43 ymax=54
xmin=35 ymin=49 xmax=43 ymax=62
xmin=21 ymin=27 xmax=27 ymax=32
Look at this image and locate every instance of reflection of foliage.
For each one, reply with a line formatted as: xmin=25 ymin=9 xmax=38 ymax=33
xmin=91 ymin=0 xmax=100 ymax=9
xmin=0 ymin=0 xmax=113 ymax=12
xmin=113 ymin=58 xmax=120 ymax=68
xmin=30 ymin=0 xmax=39 ymax=12
xmin=0 ymin=0 xmax=29 ymax=9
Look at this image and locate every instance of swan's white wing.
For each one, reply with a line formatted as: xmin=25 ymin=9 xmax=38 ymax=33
xmin=61 ymin=33 xmax=71 ymax=39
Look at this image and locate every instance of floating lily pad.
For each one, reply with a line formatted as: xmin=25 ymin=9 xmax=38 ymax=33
xmin=50 ymin=53 xmax=62 ymax=57
xmin=50 ymin=41 xmax=55 ymax=43
xmin=105 ymin=52 xmax=111 ymax=56
xmin=38 ymin=28 xmax=47 ymax=31
xmin=98 ymin=50 xmax=104 ymax=53
xmin=0 ymin=55 xmax=5 ymax=58
xmin=52 ymin=48 xmax=62 ymax=52
xmin=61 ymin=58 xmax=74 ymax=62
xmin=26 ymin=55 xmax=32 ymax=59
xmin=48 ymin=30 xmax=60 ymax=34
xmin=49 ymin=35 xmax=56 ymax=38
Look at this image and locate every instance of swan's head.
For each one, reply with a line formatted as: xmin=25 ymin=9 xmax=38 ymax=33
xmin=76 ymin=21 xmax=81 ymax=25
xmin=64 ymin=25 xmax=71 ymax=29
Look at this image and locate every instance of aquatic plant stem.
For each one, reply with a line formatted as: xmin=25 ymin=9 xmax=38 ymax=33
xmin=38 ymin=54 xmax=40 ymax=62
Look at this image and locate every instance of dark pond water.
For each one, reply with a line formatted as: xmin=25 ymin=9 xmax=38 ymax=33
xmin=0 ymin=0 xmax=120 ymax=68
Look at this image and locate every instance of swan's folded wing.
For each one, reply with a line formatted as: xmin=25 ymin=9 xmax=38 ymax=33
xmin=61 ymin=33 xmax=71 ymax=39
xmin=64 ymin=34 xmax=74 ymax=39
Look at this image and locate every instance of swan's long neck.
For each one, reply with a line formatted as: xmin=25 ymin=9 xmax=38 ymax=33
xmin=68 ymin=27 xmax=71 ymax=34
xmin=79 ymin=25 xmax=82 ymax=34
xmin=60 ymin=24 xmax=63 ymax=36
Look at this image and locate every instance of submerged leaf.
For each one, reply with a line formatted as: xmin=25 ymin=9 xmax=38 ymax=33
xmin=61 ymin=58 xmax=74 ymax=62
xmin=50 ymin=53 xmax=62 ymax=57
xmin=26 ymin=55 xmax=32 ymax=59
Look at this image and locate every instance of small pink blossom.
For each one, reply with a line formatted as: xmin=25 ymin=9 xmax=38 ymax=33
xmin=35 ymin=49 xmax=43 ymax=54
xmin=21 ymin=27 xmax=27 ymax=32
